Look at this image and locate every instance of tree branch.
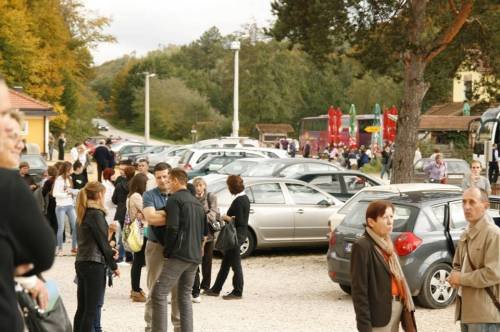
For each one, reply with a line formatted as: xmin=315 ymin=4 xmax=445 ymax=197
xmin=424 ymin=0 xmax=473 ymax=63
xmin=448 ymin=0 xmax=459 ymax=15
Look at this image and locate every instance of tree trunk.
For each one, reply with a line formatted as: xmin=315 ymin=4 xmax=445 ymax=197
xmin=391 ymin=53 xmax=428 ymax=184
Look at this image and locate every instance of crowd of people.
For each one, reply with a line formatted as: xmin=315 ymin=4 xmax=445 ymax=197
xmin=1 ymin=75 xmax=499 ymax=332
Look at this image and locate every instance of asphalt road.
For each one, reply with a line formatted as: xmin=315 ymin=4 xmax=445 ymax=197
xmin=92 ymin=118 xmax=168 ymax=146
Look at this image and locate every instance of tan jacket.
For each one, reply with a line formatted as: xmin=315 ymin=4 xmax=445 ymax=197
xmin=126 ymin=193 xmax=143 ymax=222
xmin=453 ymin=215 xmax=500 ymax=323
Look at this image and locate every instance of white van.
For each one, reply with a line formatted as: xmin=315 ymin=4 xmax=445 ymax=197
xmin=194 ymin=137 xmax=260 ymax=148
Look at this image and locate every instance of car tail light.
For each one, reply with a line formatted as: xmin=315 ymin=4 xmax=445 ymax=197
xmin=328 ymin=231 xmax=336 ymax=248
xmin=394 ymin=232 xmax=422 ymax=256
xmin=184 ymin=163 xmax=192 ymax=170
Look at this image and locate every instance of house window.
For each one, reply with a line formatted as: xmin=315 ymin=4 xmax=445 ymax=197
xmin=20 ymin=120 xmax=29 ymax=135
xmin=463 ymin=74 xmax=473 ymax=101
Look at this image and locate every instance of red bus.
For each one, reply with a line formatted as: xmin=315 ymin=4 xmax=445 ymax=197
xmin=299 ymin=114 xmax=377 ymax=155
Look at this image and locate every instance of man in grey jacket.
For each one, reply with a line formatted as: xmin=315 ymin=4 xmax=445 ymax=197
xmin=448 ymin=188 xmax=500 ymax=331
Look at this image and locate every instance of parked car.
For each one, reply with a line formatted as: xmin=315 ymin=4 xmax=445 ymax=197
xmin=110 ymin=140 xmax=143 ymax=153
xmin=115 ymin=144 xmax=149 ymax=163
xmin=148 ymin=145 xmax=192 ymax=169
xmin=327 ymin=191 xmax=498 ymax=309
xmin=239 ymin=147 xmax=289 ymax=158
xmin=97 ymin=124 xmax=109 ymax=131
xmin=240 ymin=158 xmax=344 ymax=178
xmin=187 ymin=154 xmax=268 ymax=180
xmin=178 ymin=148 xmax=268 ymax=170
xmin=292 ymin=171 xmax=382 ymax=201
xmin=20 ymin=154 xmax=47 ymax=184
xmin=194 ymin=137 xmax=260 ymax=148
xmin=132 ymin=145 xmax=172 ymax=164
xmin=413 ymin=158 xmax=469 ymax=185
xmin=211 ymin=177 xmax=343 ymax=257
xmin=327 ymin=183 xmax=463 ymax=231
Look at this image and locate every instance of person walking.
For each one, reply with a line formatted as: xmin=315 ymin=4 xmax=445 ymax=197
xmin=0 ymin=102 xmax=56 ymax=332
xmin=488 ymin=144 xmax=499 ymax=185
xmin=42 ymin=166 xmax=59 ymax=236
xmin=191 ymin=177 xmax=218 ymax=303
xmin=448 ymin=188 xmax=500 ymax=332
xmin=205 ymin=175 xmax=250 ymax=300
xmin=127 ymin=173 xmax=148 ymax=302
xmin=53 ymin=161 xmax=78 ymax=256
xmin=424 ymin=153 xmax=448 ymax=184
xmin=57 ymin=133 xmax=66 ymax=161
xmin=462 ymin=160 xmax=491 ymax=195
xmin=73 ymin=181 xmax=120 ymax=332
xmin=151 ymin=168 xmax=207 ymax=332
xmin=380 ymin=146 xmax=392 ymax=180
xmin=93 ymin=139 xmax=112 ymax=183
xmin=48 ymin=132 xmax=55 ymax=161
xmin=142 ymin=162 xmax=181 ymax=332
xmin=351 ymin=200 xmax=416 ymax=332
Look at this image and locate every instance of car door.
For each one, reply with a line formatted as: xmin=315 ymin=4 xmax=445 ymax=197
xmin=447 ymin=201 xmax=468 ymax=244
xmin=284 ymin=182 xmax=335 ymax=243
xmin=308 ymin=174 xmax=344 ymax=200
xmin=247 ymin=182 xmax=294 ymax=243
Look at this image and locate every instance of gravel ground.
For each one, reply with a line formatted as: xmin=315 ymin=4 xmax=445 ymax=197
xmin=44 ymin=248 xmax=459 ymax=332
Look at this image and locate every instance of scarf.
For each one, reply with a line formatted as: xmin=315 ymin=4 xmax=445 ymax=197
xmin=365 ymin=227 xmax=415 ymax=311
xmin=87 ymin=201 xmax=107 ymax=215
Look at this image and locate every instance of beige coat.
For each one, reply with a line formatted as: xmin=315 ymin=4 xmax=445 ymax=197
xmin=453 ymin=215 xmax=500 ymax=323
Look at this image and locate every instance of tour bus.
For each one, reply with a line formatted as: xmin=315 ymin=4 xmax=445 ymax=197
xmin=474 ymin=106 xmax=500 ymax=167
xmin=299 ymin=114 xmax=377 ymax=155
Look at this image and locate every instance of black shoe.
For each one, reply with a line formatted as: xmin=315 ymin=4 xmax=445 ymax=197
xmin=203 ymin=289 xmax=220 ymax=297
xmin=222 ymin=293 xmax=242 ymax=300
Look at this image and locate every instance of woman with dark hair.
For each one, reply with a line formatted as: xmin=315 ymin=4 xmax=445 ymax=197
xmin=205 ymin=175 xmax=250 ymax=300
xmin=112 ymin=164 xmax=135 ymax=263
xmin=350 ymin=200 xmax=415 ymax=332
xmin=53 ymin=161 xmax=78 ymax=256
xmin=42 ymin=166 xmax=59 ymax=235
xmin=127 ymin=173 xmax=148 ymax=302
xmin=74 ymin=181 xmax=120 ymax=331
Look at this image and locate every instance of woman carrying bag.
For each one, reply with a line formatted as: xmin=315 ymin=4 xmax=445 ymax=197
xmin=191 ymin=177 xmax=220 ymax=303
xmin=350 ymin=200 xmax=416 ymax=332
xmin=73 ymin=182 xmax=120 ymax=332
xmin=205 ymin=175 xmax=250 ymax=300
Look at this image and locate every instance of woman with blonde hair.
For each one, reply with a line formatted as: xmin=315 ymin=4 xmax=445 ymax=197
xmin=74 ymin=181 xmax=120 ymax=332
xmin=462 ymin=160 xmax=491 ymax=195
xmin=53 ymin=161 xmax=78 ymax=256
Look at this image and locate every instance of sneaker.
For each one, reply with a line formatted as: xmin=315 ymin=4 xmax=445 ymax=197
xmin=203 ymin=289 xmax=220 ymax=297
xmin=192 ymin=296 xmax=201 ymax=304
xmin=222 ymin=293 xmax=242 ymax=300
xmin=131 ymin=290 xmax=146 ymax=303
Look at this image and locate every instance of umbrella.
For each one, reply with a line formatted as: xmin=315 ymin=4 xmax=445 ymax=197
xmin=349 ymin=104 xmax=356 ymax=138
xmin=372 ymin=103 xmax=383 ymax=147
xmin=463 ymin=101 xmax=471 ymax=116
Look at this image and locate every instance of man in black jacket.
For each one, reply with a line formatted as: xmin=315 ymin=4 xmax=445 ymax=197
xmin=93 ymin=139 xmax=113 ymax=182
xmin=151 ymin=168 xmax=207 ymax=332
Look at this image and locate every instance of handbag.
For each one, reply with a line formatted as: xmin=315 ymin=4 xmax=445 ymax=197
xmin=214 ymin=222 xmax=238 ymax=252
xmin=16 ymin=281 xmax=72 ymax=332
xmin=400 ymin=307 xmax=417 ymax=332
xmin=122 ymin=200 xmax=144 ymax=253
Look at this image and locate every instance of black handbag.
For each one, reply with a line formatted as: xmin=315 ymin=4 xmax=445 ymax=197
xmin=16 ymin=284 xmax=72 ymax=332
xmin=215 ymin=222 xmax=238 ymax=252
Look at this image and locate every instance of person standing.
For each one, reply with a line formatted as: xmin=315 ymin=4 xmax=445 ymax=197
xmin=303 ymin=141 xmax=311 ymax=158
xmin=19 ymin=161 xmax=38 ymax=191
xmin=142 ymin=162 xmax=181 ymax=332
xmin=351 ymin=200 xmax=416 ymax=332
xmin=53 ymin=161 xmax=78 ymax=256
xmin=93 ymin=140 xmax=112 ymax=183
xmin=380 ymin=146 xmax=392 ymax=180
xmin=462 ymin=160 xmax=491 ymax=195
xmin=151 ymin=169 xmax=207 ymax=332
xmin=289 ymin=140 xmax=296 ymax=158
xmin=73 ymin=181 xmax=120 ymax=332
xmin=137 ymin=158 xmax=156 ymax=190
xmin=70 ymin=143 xmax=79 ymax=163
xmin=48 ymin=132 xmax=55 ymax=161
xmin=488 ymin=144 xmax=499 ymax=185
xmin=205 ymin=175 xmax=250 ymax=300
xmin=112 ymin=163 xmax=135 ymax=263
xmin=191 ymin=177 xmax=218 ymax=303
xmin=448 ymin=188 xmax=500 ymax=332
xmin=57 ymin=133 xmax=66 ymax=161
xmin=77 ymin=144 xmax=91 ymax=183
xmin=42 ymin=166 xmax=59 ymax=236
xmin=127 ymin=173 xmax=148 ymax=302
xmin=71 ymin=161 xmax=88 ymax=190
xmin=424 ymin=153 xmax=448 ymax=184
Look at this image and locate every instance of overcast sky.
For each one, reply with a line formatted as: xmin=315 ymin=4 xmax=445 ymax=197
xmin=82 ymin=0 xmax=275 ymax=65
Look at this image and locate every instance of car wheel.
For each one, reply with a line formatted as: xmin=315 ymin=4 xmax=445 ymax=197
xmin=417 ymin=263 xmax=456 ymax=309
xmin=239 ymin=230 xmax=256 ymax=258
xmin=339 ymin=284 xmax=351 ymax=295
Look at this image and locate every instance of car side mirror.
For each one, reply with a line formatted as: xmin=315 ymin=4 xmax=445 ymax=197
xmin=318 ymin=199 xmax=332 ymax=207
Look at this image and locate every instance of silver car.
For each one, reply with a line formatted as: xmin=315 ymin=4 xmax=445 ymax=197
xmin=210 ymin=177 xmax=343 ymax=257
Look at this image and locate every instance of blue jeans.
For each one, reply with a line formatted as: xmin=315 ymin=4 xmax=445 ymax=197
xmin=461 ymin=323 xmax=500 ymax=332
xmin=92 ymin=272 xmax=106 ymax=332
xmin=55 ymin=205 xmax=77 ymax=250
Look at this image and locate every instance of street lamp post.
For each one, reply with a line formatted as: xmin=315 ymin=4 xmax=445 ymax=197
xmin=230 ymin=41 xmax=240 ymax=138
xmin=144 ymin=72 xmax=156 ymax=145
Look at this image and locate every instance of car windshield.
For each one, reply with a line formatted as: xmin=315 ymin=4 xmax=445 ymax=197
xmin=21 ymin=155 xmax=45 ymax=168
xmin=217 ymin=160 xmax=260 ymax=175
xmin=342 ymin=201 xmax=416 ymax=232
xmin=339 ymin=190 xmax=397 ymax=215
xmin=242 ymin=161 xmax=287 ymax=177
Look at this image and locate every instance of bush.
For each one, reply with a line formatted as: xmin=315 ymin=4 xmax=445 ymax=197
xmin=361 ymin=158 xmax=382 ymax=173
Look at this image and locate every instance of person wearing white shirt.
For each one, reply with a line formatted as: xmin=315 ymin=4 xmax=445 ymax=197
xmin=52 ymin=161 xmax=78 ymax=256
xmin=70 ymin=143 xmax=79 ymax=163
xmin=137 ymin=159 xmax=156 ymax=191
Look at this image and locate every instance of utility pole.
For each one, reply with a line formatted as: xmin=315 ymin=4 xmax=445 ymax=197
xmin=144 ymin=72 xmax=156 ymax=144
xmin=230 ymin=41 xmax=240 ymax=137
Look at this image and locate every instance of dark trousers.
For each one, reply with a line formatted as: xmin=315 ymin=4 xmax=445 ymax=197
xmin=192 ymin=241 xmax=214 ymax=297
xmin=74 ymin=261 xmax=106 ymax=332
xmin=131 ymin=239 xmax=147 ymax=292
xmin=92 ymin=271 xmax=106 ymax=332
xmin=97 ymin=164 xmax=105 ymax=183
xmin=211 ymin=246 xmax=243 ymax=296
xmin=489 ymin=161 xmax=498 ymax=184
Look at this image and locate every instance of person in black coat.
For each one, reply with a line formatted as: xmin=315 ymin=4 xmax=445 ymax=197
xmin=112 ymin=164 xmax=135 ymax=262
xmin=205 ymin=175 xmax=250 ymax=300
xmin=57 ymin=133 xmax=66 ymax=161
xmin=93 ymin=139 xmax=113 ymax=182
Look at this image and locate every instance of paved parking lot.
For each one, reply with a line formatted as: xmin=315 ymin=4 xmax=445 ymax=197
xmin=46 ymin=248 xmax=458 ymax=331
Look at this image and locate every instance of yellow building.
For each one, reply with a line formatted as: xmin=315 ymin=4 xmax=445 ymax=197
xmin=8 ymin=88 xmax=56 ymax=155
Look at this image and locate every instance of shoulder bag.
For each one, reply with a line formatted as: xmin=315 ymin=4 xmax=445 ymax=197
xmin=465 ymin=240 xmax=500 ymax=311
xmin=206 ymin=192 xmax=222 ymax=233
xmin=214 ymin=221 xmax=238 ymax=252
xmin=122 ymin=198 xmax=144 ymax=253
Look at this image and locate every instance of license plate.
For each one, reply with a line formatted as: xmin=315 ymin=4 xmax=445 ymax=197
xmin=344 ymin=242 xmax=353 ymax=253
xmin=448 ymin=174 xmax=463 ymax=179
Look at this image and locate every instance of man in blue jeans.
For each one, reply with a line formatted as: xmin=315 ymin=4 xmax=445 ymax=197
xmin=151 ymin=169 xmax=207 ymax=332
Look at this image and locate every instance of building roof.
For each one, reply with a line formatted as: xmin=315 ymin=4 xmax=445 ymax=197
xmin=425 ymin=102 xmax=476 ymax=116
xmin=8 ymin=88 xmax=54 ymax=114
xmin=418 ymin=115 xmax=480 ymax=131
xmin=255 ymin=123 xmax=295 ymax=134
